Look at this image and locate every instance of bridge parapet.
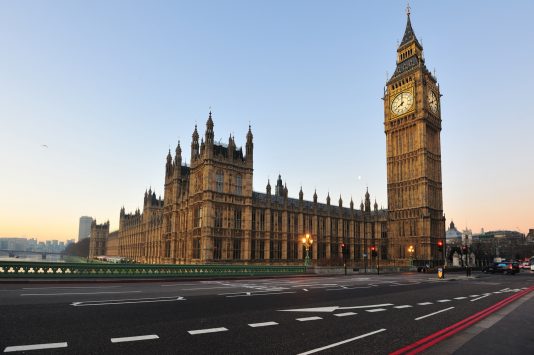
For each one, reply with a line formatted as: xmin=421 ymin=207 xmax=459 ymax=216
xmin=0 ymin=261 xmax=306 ymax=279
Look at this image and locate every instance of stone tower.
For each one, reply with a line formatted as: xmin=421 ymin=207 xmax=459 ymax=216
xmin=384 ymin=7 xmax=445 ymax=263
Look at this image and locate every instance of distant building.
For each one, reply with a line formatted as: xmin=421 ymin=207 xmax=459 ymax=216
xmin=446 ymin=221 xmax=462 ymax=240
xmin=88 ymin=220 xmax=109 ymax=258
xmin=78 ymin=216 xmax=93 ymax=242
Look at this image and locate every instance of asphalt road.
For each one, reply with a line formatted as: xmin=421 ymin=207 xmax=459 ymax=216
xmin=1 ymin=272 xmax=533 ymax=354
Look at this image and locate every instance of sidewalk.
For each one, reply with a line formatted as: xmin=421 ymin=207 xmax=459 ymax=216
xmin=427 ymin=289 xmax=534 ymax=354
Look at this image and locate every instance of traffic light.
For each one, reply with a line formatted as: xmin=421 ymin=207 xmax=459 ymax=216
xmin=370 ymin=246 xmax=377 ymax=257
xmin=437 ymin=240 xmax=443 ymax=252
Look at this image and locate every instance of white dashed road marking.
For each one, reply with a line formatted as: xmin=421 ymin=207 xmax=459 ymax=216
xmin=366 ymin=308 xmax=387 ymax=313
xmin=111 ymin=335 xmax=159 ymax=343
xmin=437 ymin=299 xmax=451 ymax=303
xmin=470 ymin=294 xmax=491 ymax=302
xmin=394 ymin=305 xmax=413 ymax=309
xmin=188 ymin=327 xmax=228 ymax=335
xmin=417 ymin=302 xmax=433 ymax=305
xmin=248 ymin=322 xmax=278 ymax=328
xmin=454 ymin=297 xmax=467 ymax=300
xmin=334 ymin=312 xmax=357 ymax=317
xmin=4 ymin=342 xmax=68 ymax=352
xmin=297 ymin=316 xmax=322 ymax=322
xmin=415 ymin=307 xmax=455 ymax=321
xmin=469 ymin=295 xmax=480 ymax=298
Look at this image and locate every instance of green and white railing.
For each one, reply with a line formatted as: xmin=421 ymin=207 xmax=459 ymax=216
xmin=0 ymin=261 xmax=306 ymax=278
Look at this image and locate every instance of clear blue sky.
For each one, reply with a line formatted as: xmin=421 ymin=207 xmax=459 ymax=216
xmin=1 ymin=0 xmax=533 ymax=241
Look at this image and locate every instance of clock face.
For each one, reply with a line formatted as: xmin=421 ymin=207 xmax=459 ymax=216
xmin=391 ymin=92 xmax=414 ymax=116
xmin=428 ymin=90 xmax=438 ymax=113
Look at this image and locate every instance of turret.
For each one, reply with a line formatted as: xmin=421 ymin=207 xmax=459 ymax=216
xmin=364 ymin=187 xmax=371 ymax=213
xmin=374 ymin=199 xmax=378 ymax=211
xmin=275 ymin=174 xmax=284 ymax=197
xmin=228 ymin=134 xmax=235 ymax=159
xmin=166 ymin=149 xmax=173 ymax=179
xmin=299 ymin=186 xmax=303 ymax=201
xmin=313 ymin=190 xmax=318 ymax=204
xmin=246 ymin=125 xmax=253 ymax=163
xmin=326 ymin=192 xmax=331 ymax=206
xmin=350 ymin=197 xmax=354 ymax=210
xmin=205 ymin=111 xmax=214 ymax=146
xmin=339 ymin=195 xmax=343 ymax=208
xmin=191 ymin=125 xmax=199 ymax=162
xmin=174 ymin=140 xmax=182 ymax=173
xmin=266 ymin=179 xmax=271 ymax=195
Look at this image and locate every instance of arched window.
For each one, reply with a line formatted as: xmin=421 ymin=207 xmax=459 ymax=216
xmin=216 ymin=170 xmax=224 ymax=193
xmin=235 ymin=174 xmax=242 ymax=195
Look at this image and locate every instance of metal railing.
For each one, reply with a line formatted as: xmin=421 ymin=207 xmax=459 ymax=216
xmin=0 ymin=261 xmax=306 ymax=278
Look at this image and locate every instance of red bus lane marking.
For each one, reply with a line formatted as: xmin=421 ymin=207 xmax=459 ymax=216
xmin=390 ymin=285 xmax=534 ymax=355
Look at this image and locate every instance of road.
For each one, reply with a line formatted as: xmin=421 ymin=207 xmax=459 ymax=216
xmin=1 ymin=272 xmax=533 ymax=354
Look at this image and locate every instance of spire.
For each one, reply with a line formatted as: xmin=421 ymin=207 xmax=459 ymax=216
xmin=205 ymin=111 xmax=214 ymax=145
xmin=338 ymin=195 xmax=343 ymax=208
xmin=399 ymin=3 xmax=422 ymax=49
xmin=246 ymin=125 xmax=253 ymax=143
xmin=166 ymin=149 xmax=173 ymax=177
xmin=350 ymin=197 xmax=354 ymax=210
xmin=266 ymin=179 xmax=271 ymax=195
xmin=246 ymin=124 xmax=253 ymax=162
xmin=299 ymin=186 xmax=303 ymax=201
xmin=191 ymin=125 xmax=199 ymax=161
xmin=313 ymin=189 xmax=318 ymax=204
xmin=175 ymin=140 xmax=182 ymax=166
xmin=374 ymin=198 xmax=378 ymax=211
xmin=326 ymin=192 xmax=331 ymax=206
xmin=365 ymin=187 xmax=371 ymax=212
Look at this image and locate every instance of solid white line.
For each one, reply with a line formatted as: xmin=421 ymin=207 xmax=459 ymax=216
xmin=21 ymin=291 xmax=141 ymax=296
xmin=248 ymin=321 xmax=278 ymax=327
xmin=226 ymin=291 xmax=296 ymax=297
xmin=182 ymin=286 xmax=234 ymax=291
xmin=417 ymin=302 xmax=433 ymax=305
xmin=297 ymin=328 xmax=386 ymax=355
xmin=335 ymin=312 xmax=357 ymax=317
xmin=366 ymin=308 xmax=387 ymax=313
xmin=71 ymin=296 xmax=185 ymax=307
xmin=111 ymin=335 xmax=159 ymax=343
xmin=22 ymin=286 xmax=121 ymax=290
xmin=297 ymin=316 xmax=322 ymax=322
xmin=4 ymin=342 xmax=68 ymax=352
xmin=188 ymin=327 xmax=228 ymax=335
xmin=437 ymin=299 xmax=451 ymax=303
xmin=415 ymin=307 xmax=455 ymax=321
xmin=454 ymin=297 xmax=467 ymax=300
xmin=394 ymin=305 xmax=413 ymax=309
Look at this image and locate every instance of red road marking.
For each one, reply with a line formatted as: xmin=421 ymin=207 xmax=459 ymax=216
xmin=390 ymin=285 xmax=534 ymax=355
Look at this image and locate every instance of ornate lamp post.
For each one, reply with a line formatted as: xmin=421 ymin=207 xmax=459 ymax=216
xmin=408 ymin=245 xmax=415 ymax=267
xmin=302 ymin=233 xmax=313 ymax=267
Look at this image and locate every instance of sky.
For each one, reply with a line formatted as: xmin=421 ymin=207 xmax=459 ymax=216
xmin=1 ymin=0 xmax=533 ymax=242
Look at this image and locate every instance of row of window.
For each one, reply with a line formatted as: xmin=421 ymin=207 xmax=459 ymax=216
xmin=215 ymin=171 xmax=242 ymax=194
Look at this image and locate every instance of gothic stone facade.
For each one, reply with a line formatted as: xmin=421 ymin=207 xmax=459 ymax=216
xmin=93 ymin=11 xmax=445 ymax=266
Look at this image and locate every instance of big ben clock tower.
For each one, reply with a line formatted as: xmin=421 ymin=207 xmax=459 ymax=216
xmin=384 ymin=6 xmax=445 ymax=264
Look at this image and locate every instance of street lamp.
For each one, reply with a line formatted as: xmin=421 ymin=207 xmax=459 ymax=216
xmin=408 ymin=245 xmax=415 ymax=267
xmin=302 ymin=233 xmax=313 ymax=267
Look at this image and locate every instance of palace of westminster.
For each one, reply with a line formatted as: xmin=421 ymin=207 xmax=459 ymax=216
xmin=89 ymin=9 xmax=446 ymax=267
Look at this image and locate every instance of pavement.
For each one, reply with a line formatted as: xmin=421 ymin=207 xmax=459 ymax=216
xmin=427 ymin=287 xmax=534 ymax=354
